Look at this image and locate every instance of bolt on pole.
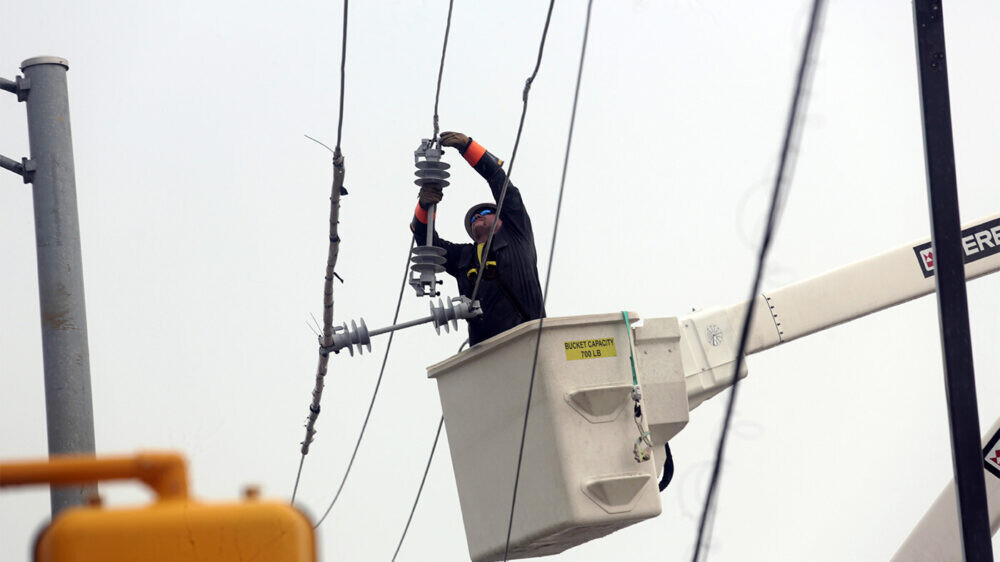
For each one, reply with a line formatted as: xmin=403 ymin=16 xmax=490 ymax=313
xmin=19 ymin=56 xmax=97 ymax=515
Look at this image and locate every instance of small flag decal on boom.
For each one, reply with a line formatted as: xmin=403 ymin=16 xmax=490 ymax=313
xmin=984 ymin=426 xmax=1000 ymax=480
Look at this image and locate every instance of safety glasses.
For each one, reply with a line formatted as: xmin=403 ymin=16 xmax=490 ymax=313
xmin=469 ymin=208 xmax=494 ymax=225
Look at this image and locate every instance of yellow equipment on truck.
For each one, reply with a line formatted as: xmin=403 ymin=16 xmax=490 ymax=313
xmin=0 ymin=452 xmax=316 ymax=562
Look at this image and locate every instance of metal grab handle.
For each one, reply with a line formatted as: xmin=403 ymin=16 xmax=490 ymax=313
xmin=0 ymin=452 xmax=190 ymax=501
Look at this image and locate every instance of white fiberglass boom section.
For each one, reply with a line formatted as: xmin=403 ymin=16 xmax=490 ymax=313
xmin=892 ymin=415 xmax=1000 ymax=562
xmin=681 ymin=212 xmax=1000 ymax=409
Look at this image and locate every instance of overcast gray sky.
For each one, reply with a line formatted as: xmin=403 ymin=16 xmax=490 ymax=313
xmin=3 ymin=1 xmax=1000 ymax=560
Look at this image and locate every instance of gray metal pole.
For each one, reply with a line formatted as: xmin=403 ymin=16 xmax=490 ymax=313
xmin=20 ymin=56 xmax=97 ymax=515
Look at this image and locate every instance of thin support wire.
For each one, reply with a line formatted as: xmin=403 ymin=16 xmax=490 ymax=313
xmin=313 ymin=239 xmax=416 ymax=529
xmin=690 ymin=1 xmax=826 ymax=560
xmin=305 ymin=134 xmax=335 ymax=155
xmin=432 ymin=0 xmax=455 ymax=140
xmin=470 ymin=0 xmax=556 ymax=303
xmin=502 ymin=1 xmax=594 ymax=559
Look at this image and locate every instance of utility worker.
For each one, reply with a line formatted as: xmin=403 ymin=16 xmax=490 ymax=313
xmin=410 ymin=131 xmax=544 ymax=346
xmin=411 ymin=132 xmax=674 ymax=493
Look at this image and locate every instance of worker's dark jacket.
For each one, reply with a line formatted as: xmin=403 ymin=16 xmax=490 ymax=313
xmin=411 ymin=142 xmax=545 ymax=345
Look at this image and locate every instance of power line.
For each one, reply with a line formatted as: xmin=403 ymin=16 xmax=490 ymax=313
xmin=291 ymin=454 xmax=306 ymax=505
xmin=290 ymin=0 xmax=350 ymax=506
xmin=390 ymin=341 xmax=466 ymax=561
xmin=392 ymin=415 xmax=445 ymax=562
xmin=389 ymin=5 xmax=565 ymax=541
xmin=502 ymin=1 xmax=594 ymax=559
xmin=312 ymin=0 xmax=456 ymax=528
xmin=469 ymin=0 xmax=556 ymax=304
xmin=313 ymin=239 xmax=416 ymax=529
xmin=432 ymin=0 xmax=455 ymax=140
xmin=335 ymin=0 xmax=348 ymax=152
xmin=291 ymin=148 xmax=347 ymax=501
xmin=291 ymin=135 xmax=340 ymax=507
xmin=385 ymin=3 xmax=462 ymax=548
xmin=690 ymin=1 xmax=826 ymax=560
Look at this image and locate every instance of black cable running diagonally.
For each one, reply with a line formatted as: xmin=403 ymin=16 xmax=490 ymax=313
xmin=432 ymin=0 xmax=455 ymax=140
xmin=469 ymin=0 xmax=556 ymax=304
xmin=502 ymin=1 xmax=594 ymax=560
xmin=690 ymin=1 xmax=826 ymax=560
xmin=312 ymin=239 xmax=415 ymax=529
xmin=391 ymin=339 xmax=467 ymax=561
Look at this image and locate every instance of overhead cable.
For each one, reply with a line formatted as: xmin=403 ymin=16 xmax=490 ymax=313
xmin=690 ymin=1 xmax=827 ymax=560
xmin=313 ymin=239 xmax=416 ymax=529
xmin=335 ymin=0 xmax=348 ymax=152
xmin=290 ymin=0 xmax=350 ymax=506
xmin=469 ymin=0 xmax=556 ymax=304
xmin=385 ymin=3 xmax=461 ymax=546
xmin=312 ymin=0 xmax=457 ymax=527
xmin=291 ymin=454 xmax=306 ymax=507
xmin=291 ymin=134 xmax=339 ymax=505
xmin=502 ymin=1 xmax=593 ymax=559
xmin=409 ymin=0 xmax=456 ymax=299
xmin=390 ymin=340 xmax=466 ymax=561
xmin=432 ymin=0 xmax=455 ymax=140
xmin=391 ymin=415 xmax=445 ymax=561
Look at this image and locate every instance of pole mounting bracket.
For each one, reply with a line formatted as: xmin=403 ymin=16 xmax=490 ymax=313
xmin=0 ymin=154 xmax=35 ymax=183
xmin=15 ymin=76 xmax=30 ymax=102
xmin=1 ymin=76 xmax=31 ymax=101
xmin=21 ymin=158 xmax=36 ymax=183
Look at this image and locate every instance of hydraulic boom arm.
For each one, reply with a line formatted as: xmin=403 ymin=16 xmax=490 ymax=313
xmin=677 ymin=212 xmax=1000 ymax=409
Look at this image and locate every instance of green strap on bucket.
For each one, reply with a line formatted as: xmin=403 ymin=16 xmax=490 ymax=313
xmin=622 ymin=311 xmax=638 ymax=386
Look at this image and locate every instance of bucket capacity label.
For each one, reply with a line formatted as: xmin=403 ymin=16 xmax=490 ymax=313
xmin=913 ymin=217 xmax=1000 ymax=278
xmin=564 ymin=337 xmax=617 ymax=361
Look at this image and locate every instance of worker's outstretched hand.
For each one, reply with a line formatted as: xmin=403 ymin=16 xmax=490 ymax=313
xmin=419 ymin=185 xmax=443 ymax=208
xmin=440 ymin=131 xmax=470 ymax=151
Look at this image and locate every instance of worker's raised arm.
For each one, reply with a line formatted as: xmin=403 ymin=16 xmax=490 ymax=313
xmin=410 ymin=198 xmax=463 ymax=278
xmin=440 ymin=131 xmax=532 ymax=238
